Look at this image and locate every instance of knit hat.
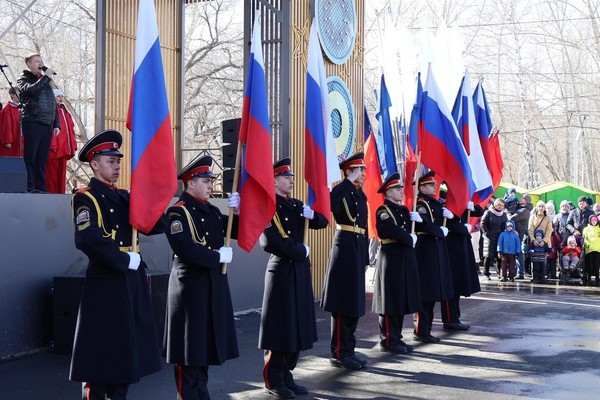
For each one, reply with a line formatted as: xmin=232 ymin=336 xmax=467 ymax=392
xmin=534 ymin=229 xmax=544 ymax=239
xmin=560 ymin=200 xmax=569 ymax=208
xmin=536 ymin=200 xmax=545 ymax=207
xmin=508 ymin=187 xmax=516 ymax=195
xmin=505 ymin=220 xmax=515 ymax=229
xmin=589 ymin=214 xmax=598 ymax=224
xmin=567 ymin=236 xmax=577 ymax=245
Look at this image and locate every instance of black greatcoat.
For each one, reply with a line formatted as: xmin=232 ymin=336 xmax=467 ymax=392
xmin=372 ymin=200 xmax=421 ymax=315
xmin=414 ymin=193 xmax=454 ymax=302
xmin=445 ymin=207 xmax=482 ymax=297
xmin=258 ymin=195 xmax=328 ymax=352
xmin=321 ymin=179 xmax=369 ymax=317
xmin=164 ymin=192 xmax=239 ymax=366
xmin=70 ymin=178 xmax=163 ymax=384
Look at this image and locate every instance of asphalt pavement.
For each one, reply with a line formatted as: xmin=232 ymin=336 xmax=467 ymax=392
xmin=1 ymin=273 xmax=599 ymax=400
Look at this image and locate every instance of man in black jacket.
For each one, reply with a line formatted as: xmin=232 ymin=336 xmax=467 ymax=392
xmin=17 ymin=53 xmax=60 ymax=192
xmin=259 ymin=157 xmax=328 ymax=399
xmin=321 ymin=152 xmax=369 ymax=370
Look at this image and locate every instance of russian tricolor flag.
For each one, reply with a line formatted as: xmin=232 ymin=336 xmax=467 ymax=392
xmin=237 ymin=12 xmax=276 ymax=252
xmin=418 ymin=64 xmax=476 ymax=216
xmin=127 ymin=0 xmax=176 ymax=233
xmin=304 ymin=18 xmax=338 ymax=224
xmin=473 ymin=79 xmax=502 ymax=198
xmin=451 ymin=71 xmax=493 ymax=206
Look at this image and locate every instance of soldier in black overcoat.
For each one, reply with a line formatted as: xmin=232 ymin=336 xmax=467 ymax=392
xmin=320 ymin=152 xmax=369 ymax=370
xmin=439 ymin=186 xmax=483 ymax=331
xmin=164 ymin=155 xmax=240 ymax=400
xmin=371 ymin=173 xmax=422 ymax=354
xmin=412 ymin=171 xmax=454 ymax=343
xmin=70 ymin=130 xmax=166 ymax=400
xmin=258 ymin=158 xmax=328 ymax=398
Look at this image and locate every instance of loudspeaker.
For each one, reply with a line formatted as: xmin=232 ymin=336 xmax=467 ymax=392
xmin=51 ymin=273 xmax=169 ymax=355
xmin=221 ymin=118 xmax=241 ymax=143
xmin=222 ymin=144 xmax=237 ymax=169
xmin=0 ymin=157 xmax=26 ymax=193
xmin=222 ymin=169 xmax=235 ymax=194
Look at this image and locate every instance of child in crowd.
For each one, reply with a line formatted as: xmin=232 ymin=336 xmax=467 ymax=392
xmin=528 ymin=229 xmax=550 ymax=283
xmin=503 ymin=188 xmax=519 ymax=214
xmin=582 ymin=214 xmax=600 ymax=286
xmin=497 ymin=220 xmax=520 ymax=281
xmin=560 ymin=236 xmax=581 ymax=283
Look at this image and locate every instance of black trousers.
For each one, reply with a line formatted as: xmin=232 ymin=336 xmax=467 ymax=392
xmin=81 ymin=382 xmax=128 ymax=400
xmin=263 ymin=350 xmax=300 ymax=389
xmin=414 ymin=301 xmax=435 ymax=337
xmin=22 ymin=121 xmax=52 ymax=191
xmin=441 ymin=297 xmax=462 ymax=324
xmin=174 ymin=365 xmax=210 ymax=400
xmin=330 ymin=313 xmax=359 ymax=360
xmin=378 ymin=314 xmax=405 ymax=347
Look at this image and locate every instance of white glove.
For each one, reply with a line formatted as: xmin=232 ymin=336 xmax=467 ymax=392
xmin=302 ymin=205 xmax=315 ymax=220
xmin=440 ymin=226 xmax=449 ymax=237
xmin=227 ymin=192 xmax=240 ymax=210
xmin=218 ymin=246 xmax=233 ymax=263
xmin=127 ymin=252 xmax=141 ymax=271
xmin=409 ymin=211 xmax=423 ymax=223
xmin=442 ymin=207 xmax=454 ymax=219
xmin=464 ymin=223 xmax=472 ymax=232
xmin=304 ymin=244 xmax=310 ymax=258
xmin=467 ymin=201 xmax=475 ymax=211
xmin=410 ymin=234 xmax=417 ymax=247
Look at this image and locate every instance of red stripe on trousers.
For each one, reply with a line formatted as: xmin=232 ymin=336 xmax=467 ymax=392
xmin=444 ymin=300 xmax=452 ymax=323
xmin=177 ymin=365 xmax=184 ymax=400
xmin=263 ymin=350 xmax=272 ymax=389
xmin=384 ymin=314 xmax=390 ymax=346
xmin=336 ymin=314 xmax=342 ymax=359
xmin=415 ymin=312 xmax=421 ymax=335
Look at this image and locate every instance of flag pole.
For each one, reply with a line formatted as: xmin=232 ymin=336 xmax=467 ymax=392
xmin=411 ymin=151 xmax=422 ymax=234
xmin=222 ymin=139 xmax=243 ymax=275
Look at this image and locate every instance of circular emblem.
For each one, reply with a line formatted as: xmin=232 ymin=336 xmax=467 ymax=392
xmin=327 ymin=76 xmax=355 ymax=162
xmin=315 ymin=0 xmax=357 ymax=64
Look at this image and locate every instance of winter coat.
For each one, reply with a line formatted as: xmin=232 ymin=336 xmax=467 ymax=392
xmin=497 ymin=231 xmax=521 ymax=255
xmin=321 ymin=179 xmax=369 ymax=317
xmin=69 ymin=178 xmax=164 ymax=384
xmin=445 ymin=209 xmax=481 ymax=297
xmin=371 ymin=200 xmax=421 ymax=315
xmin=413 ymin=193 xmax=453 ymax=302
xmin=553 ymin=212 xmax=570 ymax=242
xmin=528 ymin=213 xmax=553 ymax=244
xmin=481 ymin=207 xmax=508 ymax=258
xmin=258 ymin=195 xmax=328 ymax=352
xmin=567 ymin=207 xmax=594 ymax=235
xmin=582 ymin=224 xmax=600 ymax=254
xmin=510 ymin=202 xmax=532 ymax=238
xmin=17 ymin=70 xmax=60 ymax=127
xmin=164 ymin=191 xmax=239 ymax=366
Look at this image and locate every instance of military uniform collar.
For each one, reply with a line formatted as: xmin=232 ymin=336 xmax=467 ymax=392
xmin=180 ymin=191 xmax=211 ymax=210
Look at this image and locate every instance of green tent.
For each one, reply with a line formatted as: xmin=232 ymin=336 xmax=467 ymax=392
xmin=526 ymin=181 xmax=600 ymax=206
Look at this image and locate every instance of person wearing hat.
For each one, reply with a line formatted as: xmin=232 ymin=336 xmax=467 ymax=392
xmin=527 ymin=229 xmax=551 ymax=283
xmin=45 ymin=89 xmax=77 ymax=193
xmin=567 ymin=196 xmax=594 ymax=238
xmin=371 ymin=172 xmax=422 ymax=354
xmin=17 ymin=52 xmax=60 ymax=192
xmin=439 ymin=186 xmax=482 ymax=330
xmin=69 ymin=129 xmax=166 ymax=399
xmin=412 ymin=171 xmax=454 ymax=343
xmin=508 ymin=194 xmax=533 ymax=279
xmin=582 ymin=214 xmax=600 ymax=286
xmin=258 ymin=157 xmax=328 ymax=398
xmin=497 ymin=220 xmax=521 ymax=281
xmin=163 ymin=154 xmax=241 ymax=400
xmin=321 ymin=152 xmax=369 ymax=370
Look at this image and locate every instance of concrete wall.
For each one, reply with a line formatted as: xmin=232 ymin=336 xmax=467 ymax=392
xmin=0 ymin=193 xmax=268 ymax=358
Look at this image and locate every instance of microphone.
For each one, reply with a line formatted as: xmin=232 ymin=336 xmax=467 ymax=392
xmin=40 ymin=66 xmax=57 ymax=75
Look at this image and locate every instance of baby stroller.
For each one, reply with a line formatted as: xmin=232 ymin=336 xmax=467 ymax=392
xmin=559 ymin=236 xmax=584 ymax=284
